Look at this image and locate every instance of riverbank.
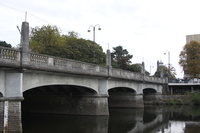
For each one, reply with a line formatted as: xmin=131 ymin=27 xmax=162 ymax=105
xmin=144 ymin=92 xmax=200 ymax=105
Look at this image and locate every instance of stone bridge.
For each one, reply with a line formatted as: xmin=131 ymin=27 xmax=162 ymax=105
xmin=0 ymin=22 xmax=167 ymax=132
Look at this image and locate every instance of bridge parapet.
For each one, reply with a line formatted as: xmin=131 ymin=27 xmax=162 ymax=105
xmin=110 ymin=67 xmax=167 ymax=83
xmin=143 ymin=75 xmax=167 ymax=84
xmin=111 ymin=68 xmax=143 ymax=81
xmin=0 ymin=46 xmax=20 ymax=61
xmin=0 ymin=47 xmax=108 ymax=76
xmin=0 ymin=46 xmax=167 ymax=83
xmin=30 ymin=53 xmax=49 ymax=65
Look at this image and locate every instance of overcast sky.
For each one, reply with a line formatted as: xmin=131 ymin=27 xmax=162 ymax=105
xmin=1 ymin=0 xmax=200 ymax=78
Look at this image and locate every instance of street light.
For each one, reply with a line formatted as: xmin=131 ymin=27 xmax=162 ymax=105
xmin=87 ymin=24 xmax=101 ymax=43
xmin=164 ymin=51 xmax=170 ymax=69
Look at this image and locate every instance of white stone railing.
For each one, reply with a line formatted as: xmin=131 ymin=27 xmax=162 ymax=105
xmin=144 ymin=75 xmax=167 ymax=83
xmin=0 ymin=46 xmax=20 ymax=60
xmin=30 ymin=53 xmax=48 ymax=65
xmin=53 ymin=57 xmax=107 ymax=74
xmin=0 ymin=47 xmax=167 ymax=83
xmin=111 ymin=68 xmax=143 ymax=80
xmin=111 ymin=68 xmax=167 ymax=83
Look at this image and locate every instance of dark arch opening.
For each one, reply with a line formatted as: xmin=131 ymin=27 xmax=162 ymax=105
xmin=108 ymin=87 xmax=136 ymax=95
xmin=22 ymin=85 xmax=97 ymax=115
xmin=23 ymin=85 xmax=97 ymax=96
xmin=108 ymin=87 xmax=136 ymax=108
xmin=143 ymin=88 xmax=157 ymax=95
xmin=0 ymin=92 xmax=3 ymax=97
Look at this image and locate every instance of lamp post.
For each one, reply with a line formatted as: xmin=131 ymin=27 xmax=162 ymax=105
xmin=87 ymin=24 xmax=101 ymax=63
xmin=87 ymin=24 xmax=101 ymax=43
xmin=164 ymin=51 xmax=170 ymax=69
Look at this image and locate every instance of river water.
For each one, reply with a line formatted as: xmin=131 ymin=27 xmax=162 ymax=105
xmin=22 ymin=105 xmax=200 ymax=133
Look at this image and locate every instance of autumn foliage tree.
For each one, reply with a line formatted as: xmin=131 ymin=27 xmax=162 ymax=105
xmin=179 ymin=41 xmax=200 ymax=79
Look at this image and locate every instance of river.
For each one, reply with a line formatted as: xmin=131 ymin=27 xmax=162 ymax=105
xmin=22 ymin=105 xmax=200 ymax=133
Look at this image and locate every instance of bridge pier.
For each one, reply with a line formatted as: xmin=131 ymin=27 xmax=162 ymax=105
xmin=108 ymin=94 xmax=144 ymax=108
xmin=0 ymin=71 xmax=24 ymax=133
xmin=143 ymin=93 xmax=163 ymax=105
xmin=1 ymin=97 xmax=23 ymax=133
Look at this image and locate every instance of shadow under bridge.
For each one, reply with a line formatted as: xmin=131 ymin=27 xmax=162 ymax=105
xmin=22 ymin=85 xmax=108 ymax=115
xmin=108 ymin=87 xmax=143 ymax=108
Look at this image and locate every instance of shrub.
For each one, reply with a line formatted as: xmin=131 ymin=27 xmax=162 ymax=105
xmin=189 ymin=92 xmax=200 ymax=105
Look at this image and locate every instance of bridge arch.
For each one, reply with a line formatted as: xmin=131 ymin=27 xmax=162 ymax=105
xmin=22 ymin=85 xmax=100 ymax=115
xmin=108 ymin=80 xmax=138 ymax=93
xmin=108 ymin=87 xmax=138 ymax=108
xmin=108 ymin=87 xmax=136 ymax=94
xmin=22 ymin=72 xmax=99 ymax=94
xmin=143 ymin=88 xmax=157 ymax=95
xmin=23 ymin=85 xmax=98 ymax=96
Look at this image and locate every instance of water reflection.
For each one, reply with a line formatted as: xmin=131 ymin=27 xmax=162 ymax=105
xmin=22 ymin=106 xmax=200 ymax=133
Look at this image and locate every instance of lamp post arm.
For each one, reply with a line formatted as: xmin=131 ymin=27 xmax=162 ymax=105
xmin=88 ymin=24 xmax=101 ymax=44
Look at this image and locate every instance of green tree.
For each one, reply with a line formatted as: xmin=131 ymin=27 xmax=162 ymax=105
xmin=0 ymin=41 xmax=12 ymax=48
xmin=29 ymin=25 xmax=106 ymax=65
xmin=29 ymin=25 xmax=65 ymax=56
xmin=179 ymin=41 xmax=200 ymax=79
xmin=63 ymin=36 xmax=106 ymax=65
xmin=111 ymin=46 xmax=133 ymax=70
xmin=127 ymin=64 xmax=142 ymax=73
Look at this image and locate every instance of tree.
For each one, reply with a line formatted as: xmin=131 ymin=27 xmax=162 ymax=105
xmin=0 ymin=41 xmax=12 ymax=48
xmin=29 ymin=25 xmax=65 ymax=55
xmin=127 ymin=64 xmax=142 ymax=73
xmin=63 ymin=36 xmax=106 ymax=65
xmin=179 ymin=41 xmax=200 ymax=79
xmin=29 ymin=25 xmax=106 ymax=65
xmin=111 ymin=46 xmax=133 ymax=70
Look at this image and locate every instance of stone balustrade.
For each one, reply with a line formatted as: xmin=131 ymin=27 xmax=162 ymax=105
xmin=0 ymin=46 xmax=20 ymax=60
xmin=111 ymin=68 xmax=143 ymax=80
xmin=0 ymin=46 xmax=167 ymax=84
xmin=30 ymin=53 xmax=48 ymax=65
